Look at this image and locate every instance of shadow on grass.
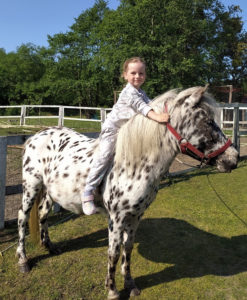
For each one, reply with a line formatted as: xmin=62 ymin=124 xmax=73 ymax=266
xmin=159 ymin=168 xmax=217 ymax=189
xmin=28 ymin=216 xmax=247 ymax=299
xmin=135 ymin=217 xmax=247 ymax=290
xmin=28 ymin=227 xmax=108 ymax=269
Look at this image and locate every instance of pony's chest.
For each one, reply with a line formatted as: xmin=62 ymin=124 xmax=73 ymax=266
xmin=104 ymin=174 xmax=160 ymax=213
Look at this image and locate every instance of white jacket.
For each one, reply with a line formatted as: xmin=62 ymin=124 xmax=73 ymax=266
xmin=102 ymin=83 xmax=152 ymax=132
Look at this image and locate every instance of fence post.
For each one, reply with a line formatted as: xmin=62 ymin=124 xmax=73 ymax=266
xmin=220 ymin=108 xmax=224 ymax=129
xmin=58 ymin=106 xmax=64 ymax=127
xmin=233 ymin=106 xmax=240 ymax=152
xmin=20 ymin=105 xmax=26 ymax=126
xmin=0 ymin=137 xmax=7 ymax=229
xmin=100 ymin=108 xmax=106 ymax=128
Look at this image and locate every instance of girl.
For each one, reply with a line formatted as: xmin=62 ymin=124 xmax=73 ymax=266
xmin=82 ymin=57 xmax=169 ymax=215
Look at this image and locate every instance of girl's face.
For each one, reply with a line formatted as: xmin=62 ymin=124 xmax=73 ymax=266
xmin=123 ymin=61 xmax=146 ymax=89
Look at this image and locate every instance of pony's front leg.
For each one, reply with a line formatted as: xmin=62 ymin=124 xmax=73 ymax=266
xmin=121 ymin=218 xmax=141 ymax=297
xmin=105 ymin=219 xmax=123 ymax=300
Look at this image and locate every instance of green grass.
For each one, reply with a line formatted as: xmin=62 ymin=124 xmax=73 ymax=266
xmin=1 ymin=160 xmax=247 ymax=299
xmin=0 ymin=118 xmax=101 ymax=136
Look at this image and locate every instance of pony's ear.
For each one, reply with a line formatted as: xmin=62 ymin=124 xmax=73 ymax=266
xmin=186 ymin=84 xmax=209 ymax=106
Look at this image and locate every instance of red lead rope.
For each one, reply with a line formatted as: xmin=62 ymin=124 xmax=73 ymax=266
xmin=164 ymin=103 xmax=232 ymax=162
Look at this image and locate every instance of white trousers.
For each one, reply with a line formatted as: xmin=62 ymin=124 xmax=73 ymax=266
xmin=84 ymin=128 xmax=118 ymax=195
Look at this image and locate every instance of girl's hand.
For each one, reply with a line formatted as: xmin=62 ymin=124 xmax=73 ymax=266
xmin=147 ymin=110 xmax=170 ymax=123
xmin=156 ymin=112 xmax=170 ymax=123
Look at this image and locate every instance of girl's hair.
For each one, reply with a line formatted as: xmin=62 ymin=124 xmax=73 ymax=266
xmin=121 ymin=57 xmax=146 ymax=77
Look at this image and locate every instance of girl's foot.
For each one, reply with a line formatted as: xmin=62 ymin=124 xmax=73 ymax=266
xmin=82 ymin=195 xmax=97 ymax=215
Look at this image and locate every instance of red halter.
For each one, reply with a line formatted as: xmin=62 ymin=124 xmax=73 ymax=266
xmin=164 ymin=103 xmax=232 ymax=163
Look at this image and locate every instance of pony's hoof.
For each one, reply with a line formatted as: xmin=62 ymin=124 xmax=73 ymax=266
xmin=107 ymin=290 xmax=119 ymax=300
xmin=19 ymin=263 xmax=30 ymax=273
xmin=130 ymin=287 xmax=141 ymax=297
xmin=124 ymin=278 xmax=141 ymax=296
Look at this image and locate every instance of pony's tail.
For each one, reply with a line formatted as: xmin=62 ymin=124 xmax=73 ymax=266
xmin=28 ymin=190 xmax=42 ymax=245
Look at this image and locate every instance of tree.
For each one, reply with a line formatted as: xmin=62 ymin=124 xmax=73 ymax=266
xmin=97 ymin=0 xmax=247 ymax=98
xmin=41 ymin=0 xmax=112 ymax=107
xmin=0 ymin=44 xmax=45 ymax=105
xmin=1 ymin=0 xmax=246 ymax=106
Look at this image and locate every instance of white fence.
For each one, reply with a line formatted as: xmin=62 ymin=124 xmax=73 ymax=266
xmin=0 ymin=105 xmax=112 ymax=128
xmin=220 ymin=103 xmax=247 ymax=151
xmin=0 ymin=103 xmax=247 ymax=229
xmin=0 ymin=103 xmax=247 ymax=132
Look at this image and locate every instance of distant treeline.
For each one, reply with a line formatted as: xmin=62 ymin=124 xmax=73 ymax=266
xmin=0 ymin=0 xmax=247 ymax=107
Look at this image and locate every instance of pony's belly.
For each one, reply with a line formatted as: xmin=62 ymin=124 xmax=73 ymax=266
xmin=59 ymin=200 xmax=82 ymax=215
xmin=47 ymin=181 xmax=83 ymax=214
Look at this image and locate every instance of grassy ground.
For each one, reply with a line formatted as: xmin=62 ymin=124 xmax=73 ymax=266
xmin=1 ymin=160 xmax=247 ymax=300
xmin=0 ymin=118 xmax=101 ymax=136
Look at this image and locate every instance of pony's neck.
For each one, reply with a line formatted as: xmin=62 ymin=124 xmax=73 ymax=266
xmin=114 ymin=97 xmax=182 ymax=179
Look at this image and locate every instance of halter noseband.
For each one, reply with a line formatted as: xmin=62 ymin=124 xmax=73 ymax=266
xmin=164 ymin=103 xmax=232 ymax=163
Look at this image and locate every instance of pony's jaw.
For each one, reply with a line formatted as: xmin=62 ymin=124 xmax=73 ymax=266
xmin=215 ymin=146 xmax=238 ymax=172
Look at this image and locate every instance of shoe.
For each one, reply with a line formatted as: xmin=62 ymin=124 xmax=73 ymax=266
xmin=82 ymin=194 xmax=97 ymax=215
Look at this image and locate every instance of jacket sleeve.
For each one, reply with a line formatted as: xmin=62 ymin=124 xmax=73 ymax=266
xmin=127 ymin=89 xmax=152 ymax=116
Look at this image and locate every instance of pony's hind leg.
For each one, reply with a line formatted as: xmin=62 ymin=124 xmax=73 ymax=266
xmin=121 ymin=217 xmax=141 ymax=297
xmin=38 ymin=192 xmax=61 ymax=254
xmin=16 ymin=179 xmax=42 ymax=273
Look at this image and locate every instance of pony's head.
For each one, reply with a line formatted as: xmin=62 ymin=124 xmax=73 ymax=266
xmin=163 ymin=86 xmax=238 ymax=172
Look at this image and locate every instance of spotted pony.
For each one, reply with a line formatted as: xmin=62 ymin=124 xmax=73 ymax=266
xmin=16 ymin=86 xmax=238 ymax=299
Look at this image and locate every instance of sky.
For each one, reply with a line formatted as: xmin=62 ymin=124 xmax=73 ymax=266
xmin=0 ymin=0 xmax=246 ymax=53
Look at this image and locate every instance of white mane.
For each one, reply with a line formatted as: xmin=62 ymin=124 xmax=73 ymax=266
xmin=114 ymin=90 xmax=177 ymax=169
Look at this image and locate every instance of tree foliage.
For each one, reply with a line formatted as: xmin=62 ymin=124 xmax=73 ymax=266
xmin=0 ymin=0 xmax=246 ymax=106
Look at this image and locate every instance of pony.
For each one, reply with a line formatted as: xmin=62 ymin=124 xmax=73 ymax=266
xmin=16 ymin=86 xmax=238 ymax=300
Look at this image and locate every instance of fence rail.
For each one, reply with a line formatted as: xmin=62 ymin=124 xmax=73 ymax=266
xmin=1 ymin=103 xmax=247 ymax=130
xmin=0 ymin=105 xmax=111 ymax=127
xmin=0 ymin=103 xmax=247 ymax=229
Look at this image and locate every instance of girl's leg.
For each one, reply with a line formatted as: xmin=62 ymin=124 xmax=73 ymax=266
xmin=82 ymin=130 xmax=117 ymax=215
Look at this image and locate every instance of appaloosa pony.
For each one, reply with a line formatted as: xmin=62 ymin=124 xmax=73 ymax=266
xmin=16 ymin=86 xmax=238 ymax=299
